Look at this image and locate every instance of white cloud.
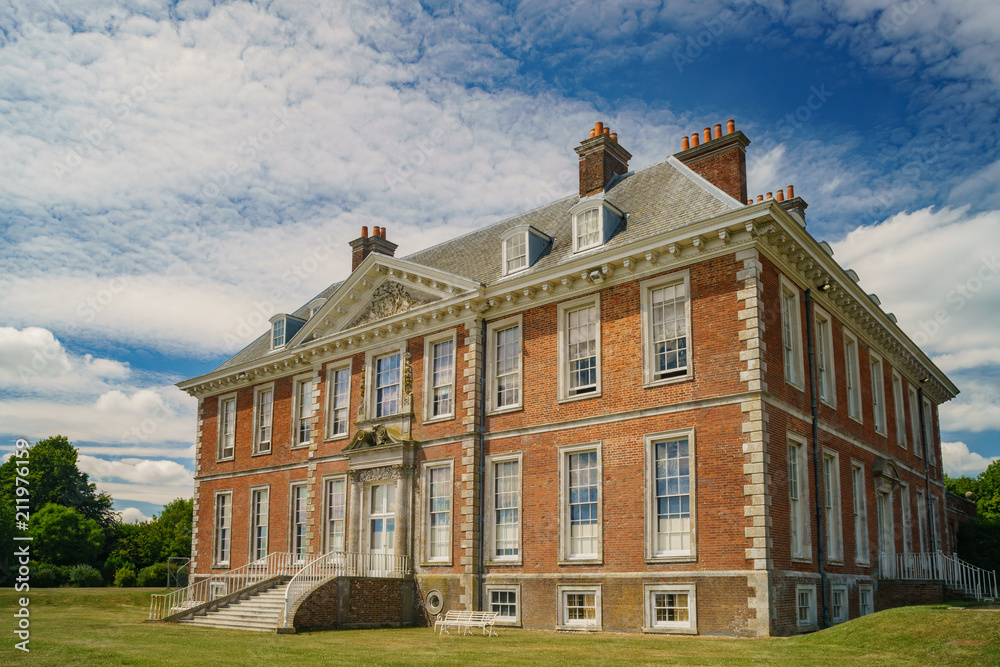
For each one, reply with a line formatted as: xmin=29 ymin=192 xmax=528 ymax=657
xmin=942 ymin=440 xmax=999 ymax=477
xmin=95 ymin=482 xmax=194 ymax=505
xmin=0 ymin=326 xmax=129 ymax=391
xmin=117 ymin=507 xmax=152 ymax=524
xmin=77 ymin=454 xmax=193 ymax=487
xmin=939 ymin=379 xmax=1000 ymax=433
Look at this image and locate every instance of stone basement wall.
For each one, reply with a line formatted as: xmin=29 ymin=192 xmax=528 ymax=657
xmin=876 ymin=580 xmax=943 ymax=611
xmin=291 ymin=577 xmax=416 ymax=631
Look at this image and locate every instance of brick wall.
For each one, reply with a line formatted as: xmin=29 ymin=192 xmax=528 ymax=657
xmin=876 ymin=580 xmax=943 ymax=611
xmin=292 ymin=577 xmax=416 ymax=630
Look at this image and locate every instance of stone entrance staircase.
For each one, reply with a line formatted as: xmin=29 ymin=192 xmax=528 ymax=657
xmin=177 ymin=581 xmax=288 ymax=632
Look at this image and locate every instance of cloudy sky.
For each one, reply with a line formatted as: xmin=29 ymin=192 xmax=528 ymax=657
xmin=1 ymin=0 xmax=998 ymax=520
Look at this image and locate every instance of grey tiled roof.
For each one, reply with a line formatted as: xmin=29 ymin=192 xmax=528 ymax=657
xmin=213 ymin=158 xmax=736 ymax=372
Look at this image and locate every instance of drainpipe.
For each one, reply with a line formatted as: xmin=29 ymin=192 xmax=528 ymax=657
xmin=804 ymin=288 xmax=830 ymax=628
xmin=477 ymin=318 xmax=487 ymax=611
xmin=917 ymin=387 xmax=936 ymax=555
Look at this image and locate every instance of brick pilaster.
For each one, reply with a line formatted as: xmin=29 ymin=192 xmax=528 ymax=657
xmin=458 ymin=320 xmax=483 ymax=609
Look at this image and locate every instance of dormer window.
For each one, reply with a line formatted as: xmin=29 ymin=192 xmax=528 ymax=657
xmin=576 ymin=209 xmax=601 ymax=250
xmin=269 ymin=314 xmax=305 ymax=351
xmin=308 ymin=298 xmax=327 ymax=318
xmin=500 ymin=225 xmax=551 ymax=277
xmin=272 ymin=320 xmax=285 ymax=348
xmin=570 ymin=200 xmax=624 ymax=253
xmin=505 ymin=234 xmax=527 ymax=274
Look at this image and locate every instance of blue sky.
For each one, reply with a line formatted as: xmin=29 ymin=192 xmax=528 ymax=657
xmin=1 ymin=0 xmax=998 ymax=521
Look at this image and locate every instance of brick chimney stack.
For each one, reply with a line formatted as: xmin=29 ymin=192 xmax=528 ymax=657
xmin=574 ymin=122 xmax=632 ymax=197
xmin=675 ymin=118 xmax=750 ymax=203
xmin=349 ymin=225 xmax=397 ymax=271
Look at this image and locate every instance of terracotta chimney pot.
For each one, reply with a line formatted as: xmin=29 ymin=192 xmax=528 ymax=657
xmin=757 ymin=195 xmax=764 ymax=202
xmin=714 ymin=123 xmax=722 ymax=139
xmin=691 ymin=133 xmax=699 ymax=147
xmin=361 ymin=225 xmax=369 ymax=238
xmin=766 ymin=192 xmax=773 ymax=200
xmin=787 ymin=185 xmax=794 ymax=199
xmin=776 ymin=190 xmax=785 ymax=202
xmin=726 ymin=119 xmax=735 ymax=134
xmin=610 ymin=132 xmax=617 ymax=142
xmin=703 ymin=127 xmax=711 ymax=143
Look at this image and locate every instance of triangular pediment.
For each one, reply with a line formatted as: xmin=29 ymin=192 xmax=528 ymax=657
xmin=288 ymin=255 xmax=484 ymax=346
xmin=347 ymin=281 xmax=441 ymax=328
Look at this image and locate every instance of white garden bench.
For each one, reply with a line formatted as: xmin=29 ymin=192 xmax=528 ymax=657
xmin=434 ymin=610 xmax=498 ymax=636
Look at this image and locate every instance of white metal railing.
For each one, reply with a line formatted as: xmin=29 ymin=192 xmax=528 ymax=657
xmin=879 ymin=551 xmax=999 ymax=601
xmin=149 ymin=552 xmax=299 ymax=621
xmin=281 ymin=551 xmax=411 ymax=628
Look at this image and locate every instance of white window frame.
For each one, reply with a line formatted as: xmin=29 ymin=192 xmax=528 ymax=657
xmin=216 ymin=393 xmax=237 ymax=461
xmin=423 ymin=330 xmax=457 ymax=422
xmin=814 ymin=306 xmax=836 ymax=407
xmin=252 ymin=384 xmax=274 ymax=455
xmin=557 ymin=295 xmax=602 ymax=402
xmin=844 ymin=329 xmax=862 ymax=423
xmin=640 ymin=270 xmax=692 ymax=387
xmin=909 ymin=385 xmax=922 ymax=458
xmin=859 ymin=584 xmax=874 ymax=616
xmin=572 ymin=206 xmax=603 ymax=253
xmin=485 ymin=452 xmax=523 ymax=565
xmin=248 ymin=486 xmax=269 ymax=562
xmin=291 ymin=373 xmax=314 ymax=449
xmin=780 ymin=277 xmax=804 ymax=389
xmin=923 ymin=398 xmax=936 ymax=465
xmin=877 ymin=489 xmax=895 ymax=558
xmin=900 ymin=482 xmax=913 ymax=554
xmin=323 ymin=474 xmax=347 ymax=553
xmin=852 ymin=461 xmax=870 ymax=566
xmin=558 ymin=442 xmax=603 ymax=564
xmin=796 ymin=584 xmax=817 ymax=627
xmin=788 ymin=435 xmax=811 ymax=561
xmin=421 ymin=460 xmax=453 ymax=565
xmin=643 ymin=583 xmax=697 ymax=634
xmin=892 ymin=371 xmax=907 ymax=449
xmin=485 ymin=584 xmax=521 ymax=626
xmin=374 ymin=351 xmax=402 ymax=419
xmin=290 ymin=482 xmax=308 ymax=564
xmin=823 ymin=449 xmax=844 ymax=563
xmin=502 ymin=231 xmax=528 ymax=276
xmin=325 ymin=363 xmax=351 ymax=440
xmin=645 ymin=429 xmax=697 ymax=563
xmin=916 ymin=488 xmax=927 ymax=552
xmin=870 ymin=352 xmax=887 ymax=436
xmin=271 ymin=318 xmax=285 ymax=349
xmin=931 ymin=494 xmax=941 ymax=552
xmin=556 ymin=585 xmax=602 ymax=631
xmin=213 ymin=490 xmax=233 ymax=567
xmin=486 ymin=315 xmax=523 ymax=414
xmin=362 ymin=341 xmax=407 ymax=421
xmin=831 ymin=584 xmax=848 ymax=624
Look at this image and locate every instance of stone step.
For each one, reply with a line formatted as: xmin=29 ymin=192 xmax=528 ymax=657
xmin=206 ymin=608 xmax=281 ymax=621
xmin=178 ymin=618 xmax=275 ymax=632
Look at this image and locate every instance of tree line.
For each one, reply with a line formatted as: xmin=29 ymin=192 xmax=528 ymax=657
xmin=945 ymin=459 xmax=1000 ymax=574
xmin=1 ymin=436 xmax=192 ymax=588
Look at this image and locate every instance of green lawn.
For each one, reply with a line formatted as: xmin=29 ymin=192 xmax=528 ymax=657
xmin=1 ymin=588 xmax=998 ymax=666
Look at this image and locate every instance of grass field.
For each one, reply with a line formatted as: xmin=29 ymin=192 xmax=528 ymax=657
xmin=1 ymin=588 xmax=998 ymax=666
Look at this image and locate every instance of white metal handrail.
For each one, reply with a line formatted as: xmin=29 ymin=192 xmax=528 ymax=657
xmin=879 ymin=551 xmax=998 ymax=601
xmin=281 ymin=551 xmax=411 ymax=628
xmin=149 ymin=552 xmax=299 ymax=621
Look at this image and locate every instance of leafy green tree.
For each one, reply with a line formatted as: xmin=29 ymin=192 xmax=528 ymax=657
xmin=944 ymin=473 xmax=978 ymax=499
xmin=975 ymin=460 xmax=1000 ymax=520
xmin=28 ymin=503 xmax=104 ymax=567
xmin=0 ymin=435 xmax=115 ymax=528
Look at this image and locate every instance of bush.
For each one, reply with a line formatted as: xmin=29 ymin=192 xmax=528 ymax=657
xmin=137 ymin=562 xmax=169 ymax=587
xmin=113 ymin=566 xmax=137 ymax=588
xmin=68 ymin=564 xmax=104 ymax=587
xmin=32 ymin=562 xmax=69 ymax=588
xmin=102 ymin=549 xmax=135 ymax=584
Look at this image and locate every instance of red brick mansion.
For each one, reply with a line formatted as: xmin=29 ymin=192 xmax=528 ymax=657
xmin=167 ymin=119 xmax=979 ymax=636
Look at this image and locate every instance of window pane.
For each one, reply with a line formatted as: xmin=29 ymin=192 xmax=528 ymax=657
xmin=257 ymin=389 xmax=273 ymax=452
xmin=576 ymin=209 xmax=600 ymax=249
xmin=653 ymin=591 xmax=690 ymax=625
xmin=293 ymin=486 xmax=307 ymax=562
xmin=327 ymin=479 xmax=345 ymax=552
xmin=569 ymin=452 xmax=599 ymax=557
xmin=376 ymin=354 xmax=401 ymax=417
xmin=432 ymin=340 xmax=454 ymax=416
xmin=655 ymin=438 xmax=691 ymax=555
xmin=251 ymin=489 xmax=269 ymax=560
xmin=567 ymin=305 xmax=598 ymax=395
xmin=331 ymin=368 xmax=350 ymax=436
xmin=506 ymin=234 xmax=527 ymax=273
xmin=490 ymin=590 xmax=517 ymax=620
xmin=428 ymin=467 xmax=451 ymax=559
xmin=297 ymin=380 xmax=313 ymax=444
xmin=650 ymin=284 xmax=688 ymax=379
xmin=495 ymin=326 xmax=521 ymax=408
xmin=494 ymin=460 xmax=520 ymax=558
xmin=220 ymin=398 xmax=235 ymax=459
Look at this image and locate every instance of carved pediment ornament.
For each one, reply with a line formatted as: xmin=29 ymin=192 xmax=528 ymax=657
xmin=872 ymin=456 xmax=901 ymax=492
xmin=350 ymin=282 xmax=429 ymax=328
xmin=344 ymin=423 xmax=414 ymax=452
xmin=350 ymin=464 xmax=414 ymax=483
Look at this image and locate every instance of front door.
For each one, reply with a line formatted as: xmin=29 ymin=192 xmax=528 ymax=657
xmin=368 ymin=482 xmax=395 ymax=574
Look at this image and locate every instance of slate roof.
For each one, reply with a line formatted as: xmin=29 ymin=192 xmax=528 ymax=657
xmin=213 ymin=157 xmax=738 ymax=373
